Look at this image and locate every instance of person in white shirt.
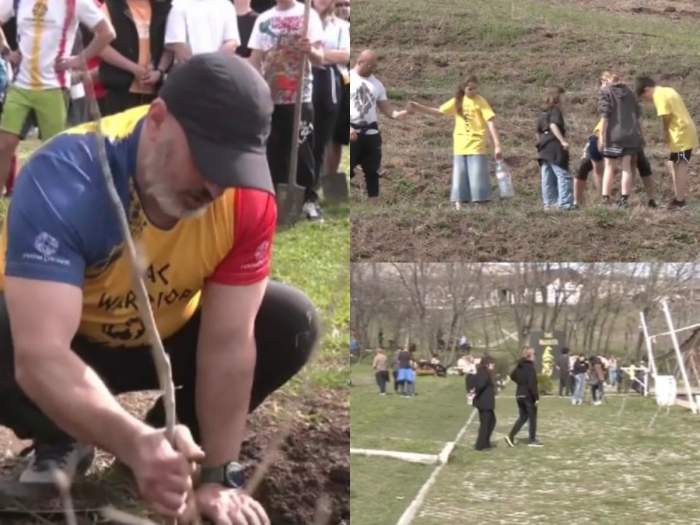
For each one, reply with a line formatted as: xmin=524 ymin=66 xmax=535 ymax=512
xmin=165 ymin=0 xmax=240 ymax=62
xmin=311 ymin=0 xmax=349 ymax=195
xmin=324 ymin=0 xmax=349 ymax=188
xmin=350 ymin=49 xmax=408 ymax=199
xmin=0 ymin=0 xmax=115 ymax=192
xmin=248 ymin=0 xmax=325 ymax=220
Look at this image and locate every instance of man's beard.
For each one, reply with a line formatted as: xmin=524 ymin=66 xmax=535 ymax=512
xmin=143 ymin=147 xmax=208 ymax=220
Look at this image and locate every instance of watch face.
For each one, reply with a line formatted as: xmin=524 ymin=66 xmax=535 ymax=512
xmin=224 ymin=462 xmax=245 ymax=488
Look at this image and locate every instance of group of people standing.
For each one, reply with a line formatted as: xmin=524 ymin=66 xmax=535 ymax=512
xmin=371 ymin=347 xmax=417 ymax=397
xmin=350 ymin=57 xmax=697 ymax=210
xmin=0 ymin=0 xmax=351 ymax=222
xmin=538 ymin=72 xmax=698 ymax=210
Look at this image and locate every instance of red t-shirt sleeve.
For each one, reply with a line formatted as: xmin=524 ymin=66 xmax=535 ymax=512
xmin=208 ymin=188 xmax=277 ymax=286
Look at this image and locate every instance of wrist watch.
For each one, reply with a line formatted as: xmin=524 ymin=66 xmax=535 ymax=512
xmin=199 ymin=461 xmax=245 ymax=489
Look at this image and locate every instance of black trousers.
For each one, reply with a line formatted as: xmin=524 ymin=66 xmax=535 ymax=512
xmin=103 ymin=90 xmax=157 ymax=117
xmin=559 ymin=374 xmax=571 ymax=396
xmin=374 ymin=371 xmax=389 ymax=394
xmin=475 ymin=409 xmax=496 ymax=450
xmin=312 ymin=67 xmax=341 ymax=181
xmin=267 ymin=103 xmax=317 ymax=201
xmin=350 ymin=132 xmax=382 ymax=197
xmin=509 ymin=398 xmax=537 ymax=442
xmin=0 ymin=282 xmax=319 ymax=445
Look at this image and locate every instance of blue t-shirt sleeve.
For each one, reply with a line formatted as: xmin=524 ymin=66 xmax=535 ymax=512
xmin=5 ymin=152 xmax=89 ymax=287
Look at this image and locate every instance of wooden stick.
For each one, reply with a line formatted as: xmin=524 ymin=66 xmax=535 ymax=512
xmin=101 ymin=506 xmax=159 ymax=525
xmin=76 ymin=55 xmax=194 ymax=525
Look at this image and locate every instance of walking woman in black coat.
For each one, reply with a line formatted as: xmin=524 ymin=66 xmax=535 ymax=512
xmin=505 ymin=347 xmax=543 ymax=447
xmin=471 ymin=355 xmax=497 ymax=451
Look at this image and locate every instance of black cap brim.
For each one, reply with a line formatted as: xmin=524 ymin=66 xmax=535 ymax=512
xmin=187 ymin=133 xmax=274 ymax=194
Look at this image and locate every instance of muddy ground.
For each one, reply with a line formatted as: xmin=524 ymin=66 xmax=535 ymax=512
xmin=0 ymin=388 xmax=349 ymax=525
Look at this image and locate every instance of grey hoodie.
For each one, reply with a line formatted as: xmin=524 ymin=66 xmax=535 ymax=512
xmin=598 ymin=84 xmax=643 ymax=150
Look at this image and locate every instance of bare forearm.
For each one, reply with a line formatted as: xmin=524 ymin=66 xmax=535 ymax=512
xmin=324 ymin=49 xmax=350 ymax=65
xmin=99 ymin=46 xmax=138 ymax=73
xmin=169 ymin=42 xmax=192 ymax=62
xmin=487 ymin=120 xmax=501 ymax=149
xmin=15 ymin=348 xmax=148 ymax=466
xmin=197 ymin=338 xmax=256 ymax=466
xmin=308 ymin=46 xmax=324 ymax=66
xmin=549 ymin=123 xmax=566 ymax=144
xmin=410 ymin=102 xmax=443 ymax=117
xmin=82 ymin=24 xmax=115 ymax=61
xmin=219 ymin=40 xmax=239 ymax=55
xmin=156 ymin=48 xmax=174 ymax=72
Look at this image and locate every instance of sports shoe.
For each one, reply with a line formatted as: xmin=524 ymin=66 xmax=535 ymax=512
xmin=667 ymin=198 xmax=687 ymax=210
xmin=617 ymin=196 xmax=629 ymax=209
xmin=19 ymin=440 xmax=95 ymax=484
xmin=302 ymin=201 xmax=323 ymax=221
xmin=527 ymin=440 xmax=544 ymax=448
xmin=504 ymin=435 xmax=515 ymax=448
xmin=647 ymin=199 xmax=658 ymax=208
xmin=601 ymin=195 xmax=611 ymax=206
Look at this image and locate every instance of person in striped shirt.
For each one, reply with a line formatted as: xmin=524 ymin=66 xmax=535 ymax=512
xmin=0 ymin=0 xmax=115 ymax=192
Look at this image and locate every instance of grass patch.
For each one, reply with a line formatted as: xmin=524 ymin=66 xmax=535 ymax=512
xmin=351 ymin=364 xmax=469 ymax=453
xmin=415 ymin=394 xmax=700 ymax=524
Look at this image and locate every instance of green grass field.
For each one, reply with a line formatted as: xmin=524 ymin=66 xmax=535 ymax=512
xmin=351 ymin=363 xmax=700 ymax=525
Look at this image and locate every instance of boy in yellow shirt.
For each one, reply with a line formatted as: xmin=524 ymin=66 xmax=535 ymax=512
xmin=636 ymin=76 xmax=698 ymax=208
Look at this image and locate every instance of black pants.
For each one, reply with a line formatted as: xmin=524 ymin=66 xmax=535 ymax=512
xmin=475 ymin=409 xmax=496 ymax=450
xmin=333 ymin=82 xmax=350 ymax=146
xmin=559 ymin=374 xmax=571 ymax=396
xmin=375 ymin=371 xmax=389 ymax=394
xmin=350 ymin=132 xmax=382 ymax=197
xmin=312 ymin=67 xmax=341 ymax=181
xmin=509 ymin=398 xmax=537 ymax=442
xmin=103 ymin=90 xmax=157 ymax=117
xmin=267 ymin=103 xmax=317 ymax=201
xmin=0 ymin=282 xmax=318 ymax=445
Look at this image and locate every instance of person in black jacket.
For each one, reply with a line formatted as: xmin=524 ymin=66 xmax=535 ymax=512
xmin=505 ymin=347 xmax=542 ymax=447
xmin=99 ymin=0 xmax=174 ymax=116
xmin=470 ymin=355 xmax=497 ymax=451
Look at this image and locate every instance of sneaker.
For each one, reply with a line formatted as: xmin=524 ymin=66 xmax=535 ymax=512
xmin=617 ymin=196 xmax=629 ymax=209
xmin=302 ymin=201 xmax=323 ymax=221
xmin=601 ymin=195 xmax=611 ymax=206
xmin=527 ymin=440 xmax=544 ymax=448
xmin=504 ymin=435 xmax=515 ymax=448
xmin=19 ymin=440 xmax=95 ymax=484
xmin=647 ymin=199 xmax=658 ymax=208
xmin=667 ymin=198 xmax=687 ymax=210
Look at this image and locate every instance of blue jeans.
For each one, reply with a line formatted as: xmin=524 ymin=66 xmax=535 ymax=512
xmin=572 ymin=373 xmax=585 ymax=403
xmin=452 ymin=154 xmax=491 ymax=202
xmin=540 ymin=162 xmax=573 ymax=209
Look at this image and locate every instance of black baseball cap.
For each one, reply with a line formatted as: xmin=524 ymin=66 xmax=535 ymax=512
xmin=159 ymin=52 xmax=274 ymax=193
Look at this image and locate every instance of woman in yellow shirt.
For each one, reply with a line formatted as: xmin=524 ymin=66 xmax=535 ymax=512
xmin=408 ymin=76 xmax=503 ymax=209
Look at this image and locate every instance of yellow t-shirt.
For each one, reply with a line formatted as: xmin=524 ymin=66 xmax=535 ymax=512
xmin=653 ymin=86 xmax=699 ymax=153
xmin=593 ymin=118 xmax=603 ymax=136
xmin=439 ymin=95 xmax=495 ymax=155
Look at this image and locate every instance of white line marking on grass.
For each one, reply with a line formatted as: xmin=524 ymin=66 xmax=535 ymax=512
xmin=395 ymin=409 xmax=478 ymax=525
xmin=350 ymin=448 xmax=439 ymax=465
